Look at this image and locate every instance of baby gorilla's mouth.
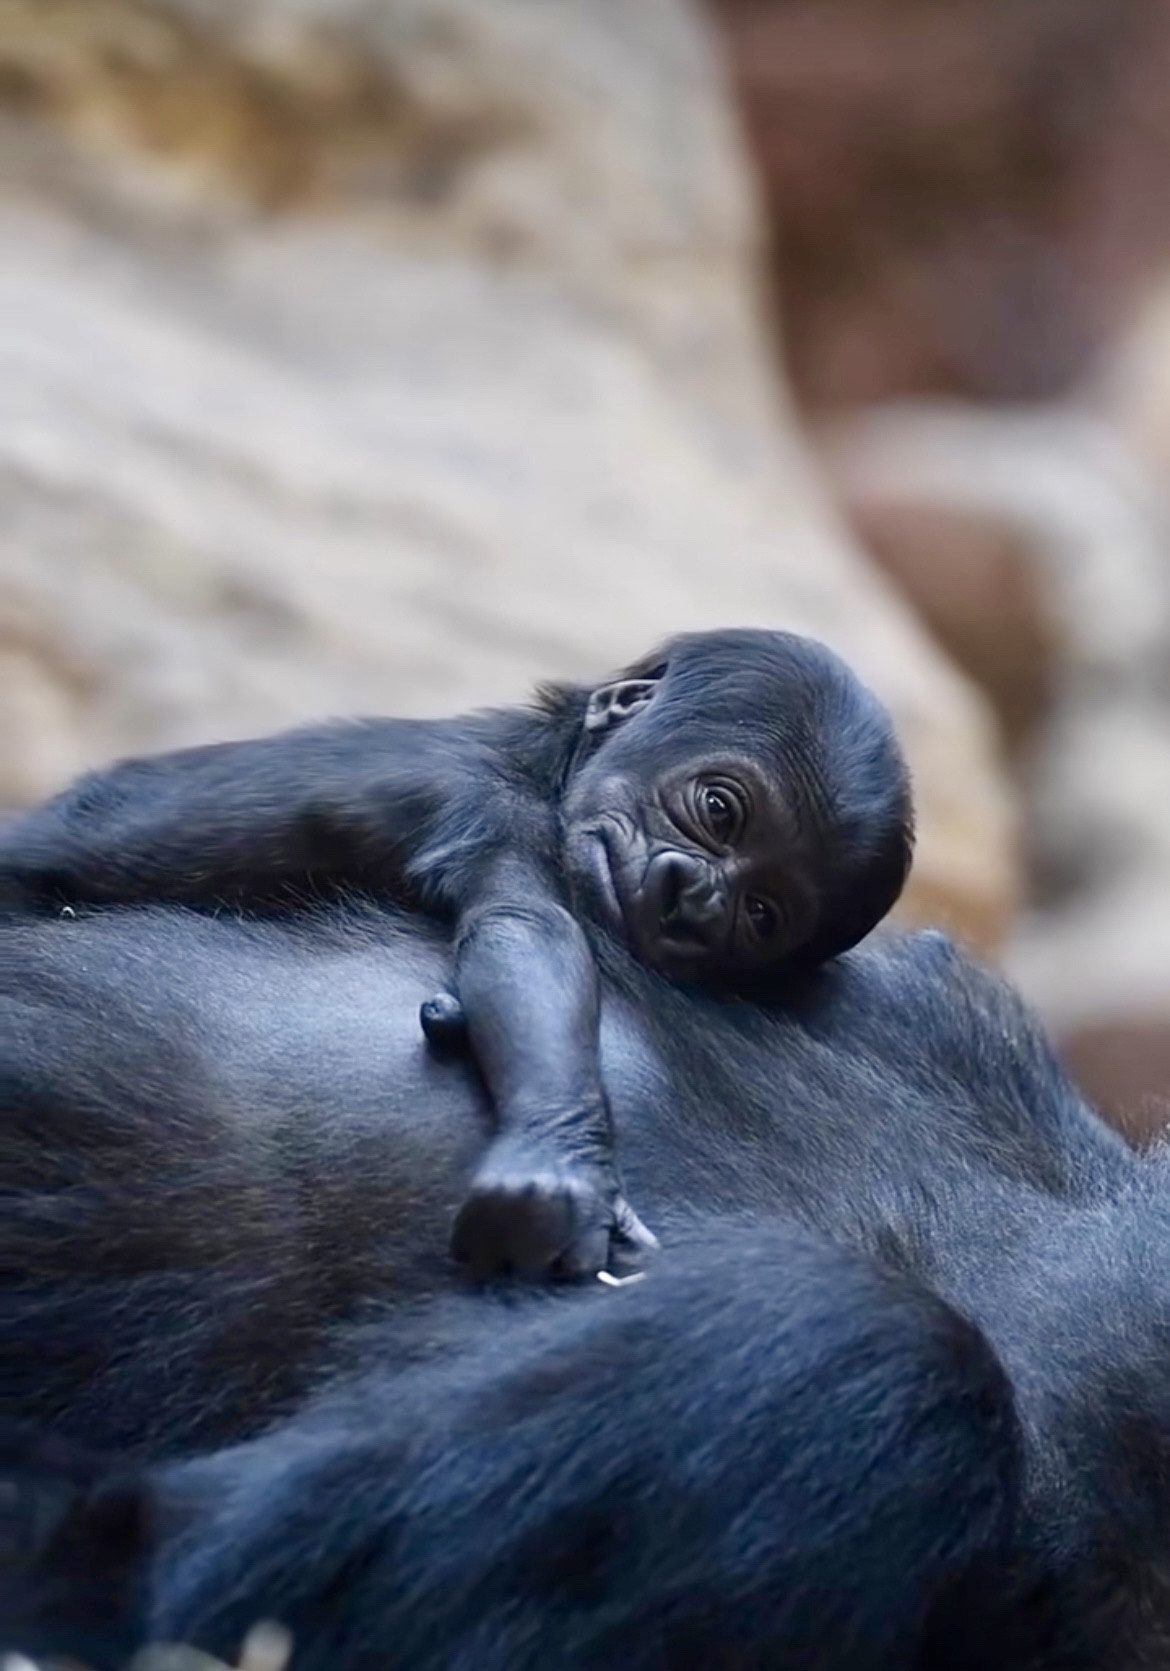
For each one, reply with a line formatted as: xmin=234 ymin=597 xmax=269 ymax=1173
xmin=584 ymin=824 xmax=722 ymax=973
xmin=639 ymin=850 xmax=724 ymax=960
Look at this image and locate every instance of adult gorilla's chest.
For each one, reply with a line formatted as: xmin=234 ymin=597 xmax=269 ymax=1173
xmin=15 ymin=899 xmax=1170 ymax=1667
xmin=41 ymin=899 xmax=1128 ymax=1303
xmin=158 ymin=906 xmax=1111 ymax=1268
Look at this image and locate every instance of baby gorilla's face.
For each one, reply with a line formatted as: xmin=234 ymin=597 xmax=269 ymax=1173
xmin=558 ymin=629 xmax=912 ymax=985
xmin=563 ymin=749 xmax=820 ymax=984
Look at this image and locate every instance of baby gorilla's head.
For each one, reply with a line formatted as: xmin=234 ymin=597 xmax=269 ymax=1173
xmin=560 ymin=629 xmax=913 ymax=988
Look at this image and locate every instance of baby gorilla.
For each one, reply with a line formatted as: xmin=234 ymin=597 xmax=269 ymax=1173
xmin=0 ymin=629 xmax=912 ymax=1278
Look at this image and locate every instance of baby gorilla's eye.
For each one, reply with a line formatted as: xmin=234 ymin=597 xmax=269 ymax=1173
xmin=745 ymin=896 xmax=778 ymax=940
xmin=700 ymin=786 xmax=739 ymax=843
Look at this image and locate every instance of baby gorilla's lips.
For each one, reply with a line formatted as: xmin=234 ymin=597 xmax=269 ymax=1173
xmin=588 ymin=826 xmax=665 ymax=966
xmin=583 ymin=829 xmax=628 ymax=936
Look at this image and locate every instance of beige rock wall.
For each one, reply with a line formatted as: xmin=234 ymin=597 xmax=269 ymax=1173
xmin=0 ymin=0 xmax=1016 ymax=949
xmin=829 ymin=400 xmax=1170 ymax=1131
xmin=711 ymin=0 xmax=1170 ymax=410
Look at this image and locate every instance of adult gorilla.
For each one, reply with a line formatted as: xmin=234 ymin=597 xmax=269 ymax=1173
xmin=4 ymin=898 xmax=1170 ymax=1669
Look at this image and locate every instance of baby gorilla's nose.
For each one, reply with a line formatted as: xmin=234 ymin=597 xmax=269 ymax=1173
xmin=646 ymin=850 xmax=723 ymax=947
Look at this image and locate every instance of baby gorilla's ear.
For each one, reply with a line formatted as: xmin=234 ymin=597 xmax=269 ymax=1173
xmin=583 ymin=678 xmax=659 ymax=735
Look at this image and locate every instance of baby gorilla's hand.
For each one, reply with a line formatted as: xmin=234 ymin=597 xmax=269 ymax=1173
xmin=451 ymin=1136 xmax=658 ymax=1281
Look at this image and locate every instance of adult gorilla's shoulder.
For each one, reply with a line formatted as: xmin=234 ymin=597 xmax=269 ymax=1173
xmin=816 ymin=928 xmax=1125 ymax=1162
xmin=605 ymin=919 xmax=1129 ymax=1224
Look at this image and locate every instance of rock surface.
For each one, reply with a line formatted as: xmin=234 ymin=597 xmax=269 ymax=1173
xmin=712 ymin=0 xmax=1170 ymax=408
xmin=0 ymin=0 xmax=1015 ymax=948
xmin=829 ymin=401 xmax=1170 ymax=1129
xmin=1107 ymin=278 xmax=1170 ymax=483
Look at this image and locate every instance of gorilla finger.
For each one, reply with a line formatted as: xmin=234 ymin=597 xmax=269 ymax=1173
xmin=551 ymin=1220 xmax=612 ymax=1282
xmin=612 ymin=1196 xmax=659 ymax=1254
xmin=452 ymin=1183 xmax=574 ymax=1279
xmin=450 ymin=1193 xmax=515 ymax=1277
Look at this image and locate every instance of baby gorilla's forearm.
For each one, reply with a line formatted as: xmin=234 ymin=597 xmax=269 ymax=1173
xmin=442 ymin=892 xmax=656 ymax=1279
xmin=454 ymin=900 xmax=605 ymax=1132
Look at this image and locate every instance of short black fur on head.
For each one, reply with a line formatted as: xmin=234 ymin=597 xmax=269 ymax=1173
xmin=561 ymin=628 xmax=914 ymax=987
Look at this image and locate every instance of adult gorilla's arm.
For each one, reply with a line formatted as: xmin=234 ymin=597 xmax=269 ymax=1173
xmin=3 ymin=1224 xmax=1022 ymax=1671
xmin=7 ymin=896 xmax=1168 ymax=1663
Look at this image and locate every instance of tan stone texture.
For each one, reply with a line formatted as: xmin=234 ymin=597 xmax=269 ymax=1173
xmin=0 ymin=0 xmax=1016 ymax=950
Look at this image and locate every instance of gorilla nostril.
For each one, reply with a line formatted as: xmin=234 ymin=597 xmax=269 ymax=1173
xmin=658 ymin=856 xmax=686 ymax=925
xmin=650 ymin=853 xmax=720 ymax=946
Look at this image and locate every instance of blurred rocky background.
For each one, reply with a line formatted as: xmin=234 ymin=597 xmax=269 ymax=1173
xmin=713 ymin=0 xmax=1170 ymax=1136
xmin=2 ymin=0 xmax=1170 ymax=1133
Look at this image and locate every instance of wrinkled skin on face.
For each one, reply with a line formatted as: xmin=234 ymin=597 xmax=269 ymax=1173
xmin=565 ymin=745 xmax=819 ymax=978
xmin=560 ymin=630 xmax=914 ymax=989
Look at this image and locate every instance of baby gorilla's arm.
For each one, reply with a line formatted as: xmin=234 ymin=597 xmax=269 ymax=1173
xmin=443 ymin=872 xmax=657 ymax=1279
xmin=0 ymin=722 xmax=652 ymax=1281
xmin=420 ymin=983 xmax=655 ymax=1278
